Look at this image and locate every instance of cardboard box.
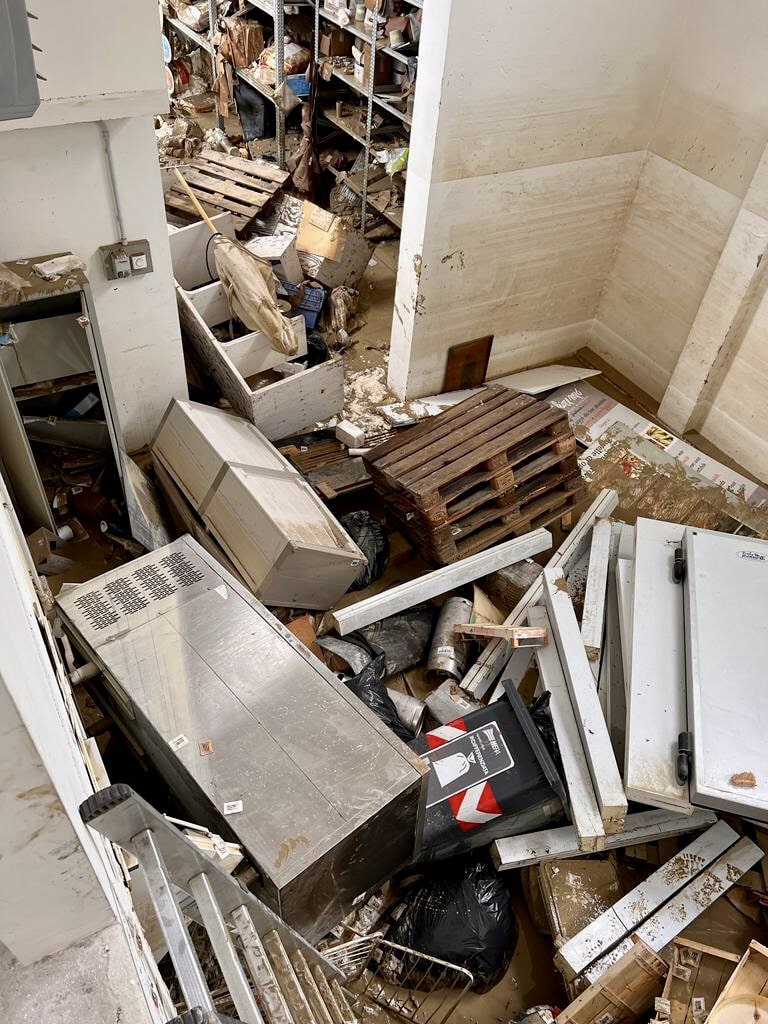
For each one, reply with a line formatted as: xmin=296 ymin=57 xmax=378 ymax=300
xmin=320 ymin=27 xmax=352 ymax=58
xmin=353 ymin=41 xmax=394 ymax=88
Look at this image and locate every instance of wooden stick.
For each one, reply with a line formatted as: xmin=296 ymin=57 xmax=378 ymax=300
xmin=173 ymin=167 xmax=220 ymax=235
xmin=453 ymin=623 xmax=548 ymax=647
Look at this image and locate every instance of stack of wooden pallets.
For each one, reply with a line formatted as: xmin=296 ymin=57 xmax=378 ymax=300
xmin=364 ymin=385 xmax=582 ymax=564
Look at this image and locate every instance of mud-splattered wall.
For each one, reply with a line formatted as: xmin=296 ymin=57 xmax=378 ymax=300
xmin=390 ymin=0 xmax=768 ymax=482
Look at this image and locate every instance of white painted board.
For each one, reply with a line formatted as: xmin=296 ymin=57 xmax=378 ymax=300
xmin=491 ymin=365 xmax=601 ymax=395
xmin=584 ymin=836 xmax=763 ymax=982
xmin=556 ymin=820 xmax=738 ymax=979
xmin=581 ymin=516 xmax=612 ymax=671
xmin=332 ymin=530 xmax=553 ymax=634
xmin=615 ymin=557 xmax=634 ymax=691
xmin=461 ymin=489 xmax=620 ymax=696
xmin=543 ymin=568 xmax=626 ymax=833
xmin=492 ymin=808 xmax=716 ymax=871
xmin=530 ymin=605 xmax=605 ymax=853
xmin=684 ymin=529 xmax=768 ymax=822
xmin=626 ymin=518 xmax=690 ymax=813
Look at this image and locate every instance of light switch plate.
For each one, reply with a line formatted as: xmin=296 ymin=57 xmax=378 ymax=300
xmin=99 ymin=239 xmax=153 ymax=280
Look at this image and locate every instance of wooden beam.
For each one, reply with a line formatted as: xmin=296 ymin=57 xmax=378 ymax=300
xmin=460 ymin=489 xmax=619 ymax=698
xmin=492 ymin=808 xmax=717 ymax=871
xmin=529 ymin=605 xmax=605 ymax=853
xmin=557 ymin=939 xmax=668 ymax=1024
xmin=331 ymin=529 xmax=553 ymax=634
xmin=555 ymin=821 xmax=739 ymax=981
xmin=581 ymin=517 xmax=612 ymax=674
xmin=543 ymin=567 xmax=627 ymax=833
xmin=453 ymin=623 xmax=547 ymax=646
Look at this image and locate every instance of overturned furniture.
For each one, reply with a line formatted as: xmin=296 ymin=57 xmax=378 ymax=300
xmin=169 ymin=215 xmax=344 ymax=440
xmin=153 ymin=399 xmax=365 ymax=609
xmin=364 ymin=385 xmax=581 ymax=564
xmin=58 ymin=537 xmax=427 ymax=941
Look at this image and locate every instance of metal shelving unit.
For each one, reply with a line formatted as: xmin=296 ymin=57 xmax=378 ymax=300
xmin=166 ymin=0 xmax=288 ymax=168
xmin=311 ymin=1 xmax=419 ymax=232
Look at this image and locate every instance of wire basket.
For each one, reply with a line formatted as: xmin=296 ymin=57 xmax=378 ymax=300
xmin=323 ymin=934 xmax=473 ymax=1024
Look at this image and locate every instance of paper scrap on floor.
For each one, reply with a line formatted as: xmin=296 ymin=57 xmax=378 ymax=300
xmin=547 ymin=380 xmax=768 ymax=508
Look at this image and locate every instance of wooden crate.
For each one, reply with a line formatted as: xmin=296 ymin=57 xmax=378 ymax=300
xmin=654 ymin=939 xmax=739 ymax=1024
xmin=708 ymin=941 xmax=768 ymax=1020
xmin=557 ymin=939 xmax=668 ymax=1024
xmin=364 ymin=385 xmax=582 ymax=563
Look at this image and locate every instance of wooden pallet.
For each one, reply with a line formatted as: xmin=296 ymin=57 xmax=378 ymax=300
xmin=164 ymin=149 xmax=289 ymax=233
xmin=364 ymin=385 xmax=582 ymax=563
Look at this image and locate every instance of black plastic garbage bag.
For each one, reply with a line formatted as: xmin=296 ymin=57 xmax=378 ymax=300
xmin=339 ymin=511 xmax=389 ymax=590
xmin=357 ymin=606 xmax=436 ymax=673
xmin=344 ymin=653 xmax=413 ymax=742
xmin=387 ymin=855 xmax=518 ymax=993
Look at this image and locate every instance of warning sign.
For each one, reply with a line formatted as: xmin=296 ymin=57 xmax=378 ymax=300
xmin=421 ymin=722 xmax=514 ymax=808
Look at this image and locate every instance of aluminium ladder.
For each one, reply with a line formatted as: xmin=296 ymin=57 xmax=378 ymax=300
xmin=80 ymin=785 xmax=357 ymax=1024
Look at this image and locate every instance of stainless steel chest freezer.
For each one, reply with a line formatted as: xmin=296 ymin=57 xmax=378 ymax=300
xmin=683 ymin=528 xmax=768 ymax=822
xmin=57 ymin=536 xmax=428 ymax=941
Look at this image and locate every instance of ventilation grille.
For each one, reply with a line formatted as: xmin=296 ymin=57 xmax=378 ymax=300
xmin=70 ymin=548 xmax=207 ymax=632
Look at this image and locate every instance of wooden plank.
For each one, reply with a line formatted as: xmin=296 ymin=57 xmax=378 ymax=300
xmin=198 ymin=148 xmax=290 ymax=185
xmin=556 ymin=821 xmax=739 ymax=981
xmin=461 ymin=489 xmax=620 ymax=697
xmin=581 ymin=516 xmax=612 ymax=671
xmin=453 ymin=623 xmax=547 ymax=646
xmin=180 ymin=167 xmax=273 ymax=206
xmin=626 ymin=519 xmax=691 ymax=813
xmin=366 ymin=388 xmax=508 ymax=468
xmin=709 ymin=941 xmax=768 ymax=1015
xmin=662 ymin=938 xmax=739 ymax=1024
xmin=492 ymin=808 xmax=717 ymax=871
xmin=615 ymin=557 xmax=634 ymax=691
xmin=556 ymin=940 xmax=668 ymax=1024
xmin=543 ymin=567 xmax=627 ymax=833
xmin=248 ymin=358 xmax=345 ymax=441
xmin=442 ymin=336 xmax=493 ymax=392
xmin=585 ymin=837 xmax=763 ymax=983
xmin=189 ymin=157 xmax=280 ymax=194
xmin=530 ymin=604 xmax=605 ymax=853
xmin=165 ymin=185 xmax=257 ymax=219
xmin=331 ymin=529 xmax=553 ymax=634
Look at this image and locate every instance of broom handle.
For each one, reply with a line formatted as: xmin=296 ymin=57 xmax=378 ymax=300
xmin=173 ymin=167 xmax=219 ymax=234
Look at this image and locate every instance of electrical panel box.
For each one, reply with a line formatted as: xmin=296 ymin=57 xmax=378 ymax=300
xmin=0 ymin=1 xmax=40 ymax=121
xmin=99 ymin=240 xmax=154 ymax=281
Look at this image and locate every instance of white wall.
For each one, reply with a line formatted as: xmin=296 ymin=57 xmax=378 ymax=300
xmin=392 ymin=0 xmax=768 ymax=482
xmin=390 ymin=0 xmax=682 ymax=397
xmin=0 ymin=0 xmax=168 ymax=129
xmin=0 ymin=0 xmax=187 ymax=453
xmin=0 ymin=485 xmax=115 ymax=963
